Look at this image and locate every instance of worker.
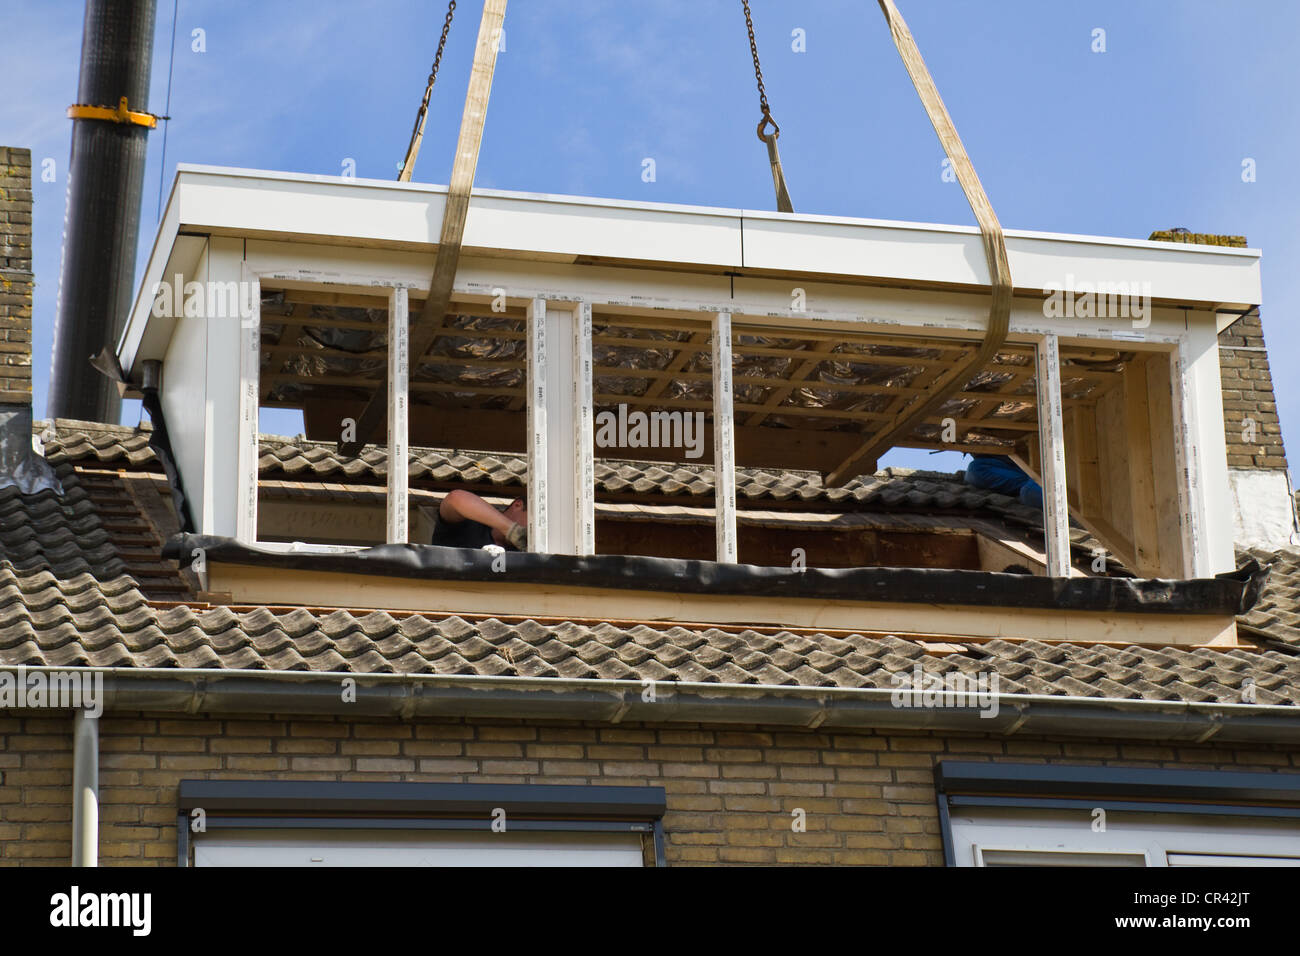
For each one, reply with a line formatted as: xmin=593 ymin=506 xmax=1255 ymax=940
xmin=964 ymin=454 xmax=1043 ymax=509
xmin=430 ymin=489 xmax=528 ymax=551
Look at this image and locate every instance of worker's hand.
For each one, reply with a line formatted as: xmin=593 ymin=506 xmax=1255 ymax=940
xmin=505 ymin=521 xmax=527 ymax=551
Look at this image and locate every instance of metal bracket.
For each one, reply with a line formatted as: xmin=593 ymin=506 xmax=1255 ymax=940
xmin=67 ymin=96 xmax=162 ymax=129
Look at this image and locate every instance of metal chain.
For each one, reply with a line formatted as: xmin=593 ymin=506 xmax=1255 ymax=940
xmin=741 ymin=0 xmax=778 ymax=139
xmin=412 ymin=1 xmax=457 ymax=137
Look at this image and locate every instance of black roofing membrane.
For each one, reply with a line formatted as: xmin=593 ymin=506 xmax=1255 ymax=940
xmin=165 ymin=535 xmax=1266 ymax=617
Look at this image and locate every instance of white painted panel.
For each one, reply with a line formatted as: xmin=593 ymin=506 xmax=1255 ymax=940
xmin=464 ymin=194 xmax=742 ymax=267
xmin=159 ymin=242 xmax=210 ymax=535
xmin=1228 ymin=469 xmax=1297 ymax=551
xmin=1179 ymin=321 xmax=1235 ymax=574
xmin=194 ymin=828 xmax=644 ymax=867
xmin=117 ymin=179 xmax=183 ymax=372
xmin=206 ymin=237 xmax=247 ymax=539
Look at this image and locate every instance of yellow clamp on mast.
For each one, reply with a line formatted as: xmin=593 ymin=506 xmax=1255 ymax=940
xmin=66 ymin=96 xmax=160 ymax=129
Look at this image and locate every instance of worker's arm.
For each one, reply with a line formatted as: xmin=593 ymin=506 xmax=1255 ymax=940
xmin=439 ymin=489 xmax=516 ymax=536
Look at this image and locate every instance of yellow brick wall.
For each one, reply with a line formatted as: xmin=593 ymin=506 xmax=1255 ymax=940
xmin=2 ymin=713 xmax=1299 ymax=866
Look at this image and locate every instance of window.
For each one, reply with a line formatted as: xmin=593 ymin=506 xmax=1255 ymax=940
xmin=936 ymin=761 xmax=1300 ymax=867
xmin=177 ymin=780 xmax=666 ymax=868
xmin=194 ymin=829 xmax=646 ymax=867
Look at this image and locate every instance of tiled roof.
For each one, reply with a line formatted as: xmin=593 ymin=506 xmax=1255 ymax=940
xmin=6 ymin=419 xmax=1297 ymax=706
xmin=43 ymin=419 xmax=1037 ymax=514
xmin=1237 ymin=547 xmax=1300 ymax=645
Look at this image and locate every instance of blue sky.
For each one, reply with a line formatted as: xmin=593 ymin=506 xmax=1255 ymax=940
xmin=3 ymin=0 xmax=1297 ymax=475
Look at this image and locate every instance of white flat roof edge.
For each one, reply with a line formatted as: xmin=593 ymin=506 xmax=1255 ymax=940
xmin=171 ymin=164 xmax=1261 ymax=258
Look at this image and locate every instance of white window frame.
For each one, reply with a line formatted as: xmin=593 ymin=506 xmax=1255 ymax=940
xmin=953 ymin=808 xmax=1300 ymax=867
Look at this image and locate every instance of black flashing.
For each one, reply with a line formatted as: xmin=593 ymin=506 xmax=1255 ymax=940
xmin=164 ymin=533 xmax=1267 ymax=617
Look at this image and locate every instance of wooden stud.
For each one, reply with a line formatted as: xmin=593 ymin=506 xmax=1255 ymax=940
xmin=1124 ymin=356 xmax=1161 ymax=575
xmin=712 ymin=312 xmax=738 ymax=563
xmin=1172 ymin=338 xmax=1207 ymax=576
xmin=387 ymin=287 xmax=410 ymax=544
xmin=1034 ymin=334 xmax=1071 ymax=575
xmin=236 ymin=269 xmax=260 ymax=543
xmin=1145 ymin=352 xmax=1184 ymax=577
xmin=1096 ymin=383 xmax=1133 ymax=548
xmin=526 ymin=297 xmax=548 ymax=553
xmin=573 ymin=302 xmax=596 ymax=554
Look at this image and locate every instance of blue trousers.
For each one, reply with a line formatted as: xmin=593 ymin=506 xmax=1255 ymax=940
xmin=965 ymin=455 xmax=1043 ymax=509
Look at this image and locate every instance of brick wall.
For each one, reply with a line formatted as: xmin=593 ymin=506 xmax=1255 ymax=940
xmin=1219 ymin=311 xmax=1289 ymax=470
xmin=0 ymin=147 xmax=33 ymax=407
xmin=1149 ymin=229 xmax=1289 ymax=472
xmin=3 ymin=712 xmax=1299 ymax=866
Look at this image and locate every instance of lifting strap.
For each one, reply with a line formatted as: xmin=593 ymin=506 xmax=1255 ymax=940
xmin=826 ymin=0 xmax=1012 ymax=485
xmin=742 ymin=0 xmax=793 ymax=213
xmin=398 ymin=0 xmax=458 ymax=182
xmin=342 ymin=0 xmax=507 ymax=457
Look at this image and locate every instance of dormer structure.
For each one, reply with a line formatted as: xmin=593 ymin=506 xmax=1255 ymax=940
xmin=116 ymin=165 xmax=1263 ymax=647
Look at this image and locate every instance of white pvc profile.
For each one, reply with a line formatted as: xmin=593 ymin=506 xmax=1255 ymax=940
xmin=387 ymin=286 xmax=410 ymax=544
xmin=1034 ymin=333 xmax=1071 ymax=576
xmin=712 ymin=312 xmax=738 ymax=564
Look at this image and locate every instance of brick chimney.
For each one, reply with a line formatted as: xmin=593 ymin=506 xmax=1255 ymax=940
xmin=1151 ymin=229 xmax=1296 ymax=551
xmin=0 ymin=147 xmax=33 ymax=407
xmin=0 ymin=146 xmax=58 ymax=493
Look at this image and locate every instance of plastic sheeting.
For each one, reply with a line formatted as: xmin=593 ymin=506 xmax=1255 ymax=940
xmin=0 ymin=408 xmax=62 ymax=495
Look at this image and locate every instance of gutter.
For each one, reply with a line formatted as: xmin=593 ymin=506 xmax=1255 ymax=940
xmin=11 ymin=666 xmax=1300 ymax=745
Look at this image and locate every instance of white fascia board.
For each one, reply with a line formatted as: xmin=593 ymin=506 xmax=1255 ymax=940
xmin=117 ymin=170 xmax=183 ymax=375
xmin=740 ymin=211 xmax=1261 ymax=307
xmin=118 ymin=164 xmax=1263 ymax=374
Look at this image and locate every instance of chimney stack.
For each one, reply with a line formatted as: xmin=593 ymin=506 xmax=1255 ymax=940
xmin=0 ymin=146 xmax=59 ymax=493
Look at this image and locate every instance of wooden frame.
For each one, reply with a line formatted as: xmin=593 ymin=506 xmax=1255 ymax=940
xmin=236 ymin=267 xmax=260 ymax=544
xmin=387 ymin=287 xmax=410 ymax=544
xmin=526 ymin=297 xmax=549 ymax=553
xmin=1034 ymin=334 xmax=1070 ymax=575
xmin=712 ymin=312 xmax=737 ymax=563
xmin=526 ymin=298 xmax=595 ymax=556
xmin=130 ymin=170 xmax=1253 ymax=578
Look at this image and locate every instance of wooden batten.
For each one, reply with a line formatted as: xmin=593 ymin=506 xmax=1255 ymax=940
xmin=206 ymin=563 xmax=1239 ymax=647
